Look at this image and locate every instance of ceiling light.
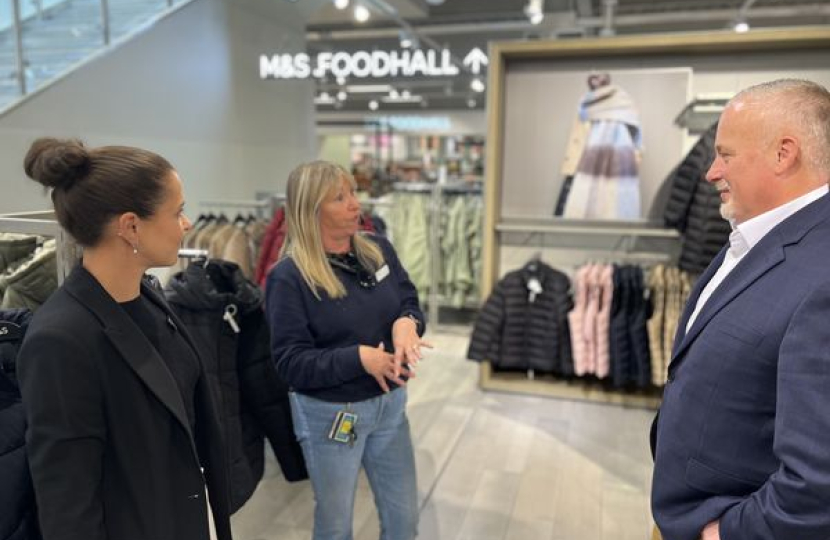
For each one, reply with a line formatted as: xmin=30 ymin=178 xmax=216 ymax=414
xmin=733 ymin=20 xmax=749 ymax=33
xmin=337 ymin=90 xmax=347 ymax=101
xmin=470 ymin=77 xmax=485 ymax=93
xmin=368 ymin=99 xmax=379 ymax=111
xmin=346 ymin=84 xmax=392 ymax=93
xmin=401 ymin=90 xmax=411 ymax=98
xmin=467 ymin=98 xmax=477 ymax=108
xmin=524 ymin=0 xmax=544 ymax=25
xmin=333 ymin=0 xmax=349 ymax=9
xmin=389 ymin=89 xmax=399 ymax=98
xmin=314 ymin=92 xmax=336 ymax=105
xmin=400 ymin=31 xmax=413 ymax=49
xmin=381 ymin=95 xmax=424 ymax=104
xmin=336 ymin=76 xmax=347 ymax=85
xmin=354 ymin=4 xmax=370 ymax=23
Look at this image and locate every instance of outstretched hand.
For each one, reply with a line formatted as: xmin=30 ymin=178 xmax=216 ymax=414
xmin=359 ymin=342 xmax=413 ymax=392
xmin=392 ymin=316 xmax=434 ymax=378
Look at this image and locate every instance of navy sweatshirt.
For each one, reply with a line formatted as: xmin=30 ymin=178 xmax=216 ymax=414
xmin=265 ymin=235 xmax=425 ymax=403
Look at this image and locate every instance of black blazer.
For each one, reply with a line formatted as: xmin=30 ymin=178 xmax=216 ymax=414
xmin=17 ymin=266 xmax=233 ymax=540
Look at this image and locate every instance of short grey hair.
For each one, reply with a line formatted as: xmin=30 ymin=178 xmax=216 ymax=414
xmin=732 ymin=79 xmax=830 ymax=177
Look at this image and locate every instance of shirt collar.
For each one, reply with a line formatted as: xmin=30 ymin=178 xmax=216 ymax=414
xmin=734 ymin=185 xmax=829 ymax=252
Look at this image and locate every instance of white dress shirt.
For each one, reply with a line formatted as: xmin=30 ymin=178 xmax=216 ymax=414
xmin=685 ymin=185 xmax=829 ymax=334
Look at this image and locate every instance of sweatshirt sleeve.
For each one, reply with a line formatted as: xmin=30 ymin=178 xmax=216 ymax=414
xmin=376 ymin=235 xmax=426 ymax=336
xmin=265 ymin=262 xmax=366 ymax=391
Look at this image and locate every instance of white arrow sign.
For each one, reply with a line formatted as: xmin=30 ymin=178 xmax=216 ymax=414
xmin=463 ymin=48 xmax=489 ymax=75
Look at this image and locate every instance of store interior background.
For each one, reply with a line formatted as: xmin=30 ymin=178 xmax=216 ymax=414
xmin=1 ymin=2 xmax=830 ymax=539
xmin=1 ymin=0 xmax=828 ymax=216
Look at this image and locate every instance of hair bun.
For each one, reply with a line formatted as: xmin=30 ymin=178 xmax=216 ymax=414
xmin=23 ymin=137 xmax=91 ymax=190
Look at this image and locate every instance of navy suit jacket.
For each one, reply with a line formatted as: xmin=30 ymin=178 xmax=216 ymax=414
xmin=652 ymin=193 xmax=830 ymax=540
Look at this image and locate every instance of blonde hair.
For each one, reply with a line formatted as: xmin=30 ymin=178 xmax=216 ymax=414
xmin=280 ymin=160 xmax=384 ymax=299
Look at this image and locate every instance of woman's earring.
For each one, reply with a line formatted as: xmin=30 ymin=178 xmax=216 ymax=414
xmin=132 ymin=244 xmax=139 ymax=255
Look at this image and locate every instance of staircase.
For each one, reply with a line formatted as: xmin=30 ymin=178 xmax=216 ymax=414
xmin=0 ymin=0 xmax=185 ymax=112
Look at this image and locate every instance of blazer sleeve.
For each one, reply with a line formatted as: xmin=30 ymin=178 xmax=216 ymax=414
xmin=18 ymin=326 xmax=106 ymax=540
xmin=719 ymin=283 xmax=830 ymax=539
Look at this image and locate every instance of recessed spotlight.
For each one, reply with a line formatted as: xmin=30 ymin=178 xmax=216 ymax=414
xmin=334 ymin=0 xmax=349 ymax=9
xmin=354 ymin=5 xmax=370 ymax=23
xmin=733 ymin=20 xmax=749 ymax=33
xmin=467 ymin=98 xmax=477 ymax=108
xmin=368 ymin=100 xmax=379 ymax=111
xmin=470 ymin=77 xmax=485 ymax=93
xmin=337 ymin=90 xmax=347 ymax=101
xmin=401 ymin=90 xmax=411 ymax=98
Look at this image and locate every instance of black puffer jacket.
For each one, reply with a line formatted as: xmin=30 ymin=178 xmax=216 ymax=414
xmin=0 ymin=309 xmax=41 ymax=540
xmin=608 ymin=266 xmax=652 ymax=389
xmin=165 ymin=261 xmax=307 ymax=513
xmin=662 ymin=122 xmax=731 ymax=275
xmin=467 ymin=260 xmax=573 ymax=375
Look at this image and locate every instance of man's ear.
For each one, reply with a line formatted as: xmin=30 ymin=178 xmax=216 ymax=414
xmin=774 ymin=135 xmax=799 ymax=174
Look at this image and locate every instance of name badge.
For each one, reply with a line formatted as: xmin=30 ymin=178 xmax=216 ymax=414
xmin=375 ymin=265 xmax=390 ymax=282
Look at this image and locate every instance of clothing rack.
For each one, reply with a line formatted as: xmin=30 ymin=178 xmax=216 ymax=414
xmin=391 ymin=181 xmax=484 ymax=328
xmin=199 ymin=199 xmax=272 ymax=220
xmin=392 ymin=182 xmax=435 ymax=193
xmin=178 ymin=248 xmax=209 ymax=259
xmin=674 ymin=92 xmax=732 ymax=132
xmin=254 ymin=191 xmax=287 ymax=218
xmin=0 ymin=210 xmax=80 ymax=284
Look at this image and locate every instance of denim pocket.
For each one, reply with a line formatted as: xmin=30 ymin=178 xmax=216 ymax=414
xmin=288 ymin=392 xmax=310 ymax=443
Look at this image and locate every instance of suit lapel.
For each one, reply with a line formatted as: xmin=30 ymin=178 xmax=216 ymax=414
xmin=63 ymin=267 xmax=194 ymax=443
xmin=670 ymin=247 xmax=727 ymax=358
xmin=672 ymin=242 xmax=784 ymax=362
xmin=669 ymin=193 xmax=830 ymax=368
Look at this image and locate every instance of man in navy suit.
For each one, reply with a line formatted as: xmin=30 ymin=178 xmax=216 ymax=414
xmin=651 ymin=79 xmax=830 ymax=540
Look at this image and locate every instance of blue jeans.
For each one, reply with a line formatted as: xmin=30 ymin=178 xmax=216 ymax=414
xmin=289 ymin=388 xmax=418 ymax=540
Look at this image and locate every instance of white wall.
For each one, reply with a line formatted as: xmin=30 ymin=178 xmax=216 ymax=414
xmin=0 ymin=0 xmax=317 ymax=214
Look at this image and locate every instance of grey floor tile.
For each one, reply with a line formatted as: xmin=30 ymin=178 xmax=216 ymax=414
xmin=231 ymin=329 xmax=655 ymax=540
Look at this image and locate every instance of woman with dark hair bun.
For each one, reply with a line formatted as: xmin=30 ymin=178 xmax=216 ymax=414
xmin=17 ymin=138 xmax=233 ymax=540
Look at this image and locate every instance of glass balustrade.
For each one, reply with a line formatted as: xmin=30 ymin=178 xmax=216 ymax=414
xmin=0 ymin=0 xmax=182 ymax=111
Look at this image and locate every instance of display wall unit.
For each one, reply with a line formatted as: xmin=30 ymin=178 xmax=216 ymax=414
xmin=481 ymin=27 xmax=830 ymax=409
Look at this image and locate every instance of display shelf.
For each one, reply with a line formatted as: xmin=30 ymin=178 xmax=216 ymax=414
xmin=496 ymin=217 xmax=680 ymax=239
xmin=480 ymin=363 xmax=662 ymax=409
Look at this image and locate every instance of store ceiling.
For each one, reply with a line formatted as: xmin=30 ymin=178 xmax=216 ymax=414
xmin=294 ymin=0 xmax=830 ymax=112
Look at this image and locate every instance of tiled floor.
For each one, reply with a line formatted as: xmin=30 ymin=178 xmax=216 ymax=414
xmin=231 ymin=331 xmax=656 ymax=540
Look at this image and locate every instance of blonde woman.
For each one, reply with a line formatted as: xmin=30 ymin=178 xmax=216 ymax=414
xmin=266 ymin=161 xmax=429 ymax=540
